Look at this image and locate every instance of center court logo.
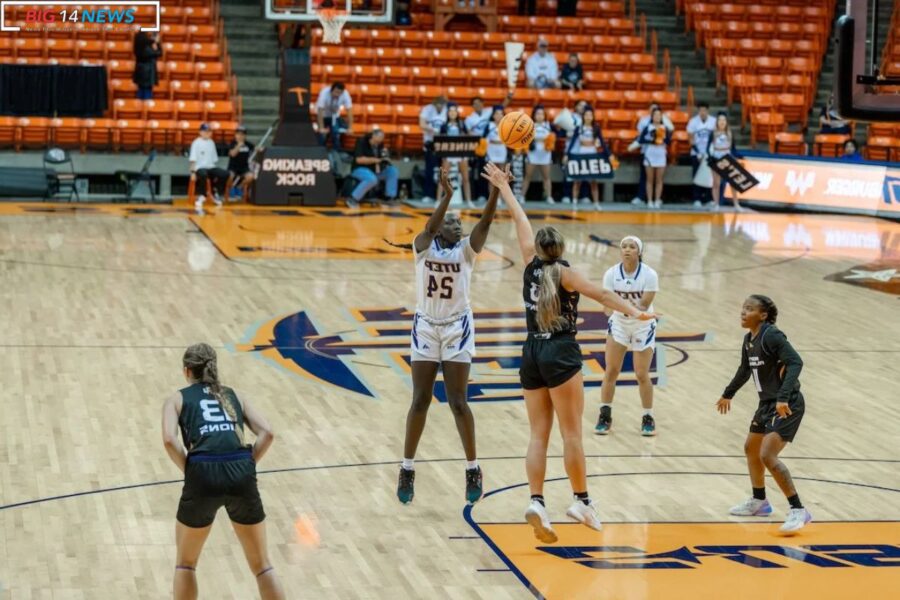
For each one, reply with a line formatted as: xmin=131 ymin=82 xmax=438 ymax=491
xmin=237 ymin=308 xmax=708 ymax=401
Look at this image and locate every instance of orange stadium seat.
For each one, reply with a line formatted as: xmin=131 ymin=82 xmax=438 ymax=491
xmin=776 ymin=93 xmax=808 ymax=126
xmin=750 ymin=111 xmax=785 ymax=145
xmin=612 ymin=72 xmax=640 ymax=91
xmin=83 ymin=118 xmax=115 ymax=151
xmin=146 ymin=119 xmax=180 ymax=152
xmin=46 ymin=40 xmax=77 ymax=59
xmin=605 ymin=109 xmax=636 ymax=130
xmin=195 ymin=62 xmax=225 ymax=82
xmin=107 ymin=60 xmax=135 ymax=80
xmin=0 ymin=116 xmax=17 ymax=149
xmin=105 ymin=41 xmax=133 ymax=60
xmin=184 ymin=7 xmax=212 ymax=25
xmin=770 ymin=132 xmax=807 ymax=155
xmin=191 ymin=43 xmax=222 ymax=63
xmin=50 ymin=118 xmax=84 ymax=152
xmin=0 ymin=39 xmax=13 ymax=58
xmin=188 ymin=25 xmax=218 ymax=44
xmin=452 ymin=32 xmax=482 ymax=50
xmin=813 ymin=133 xmax=850 ymax=157
xmin=382 ymin=66 xmax=411 ymax=86
xmin=369 ymin=29 xmax=399 ymax=47
xmin=623 ymin=90 xmax=654 ymax=110
xmin=114 ymin=99 xmax=146 ymax=120
xmin=18 ymin=117 xmax=51 ymax=149
xmin=15 ymin=39 xmax=45 ymax=59
xmin=145 ymin=99 xmax=176 ymax=120
xmin=593 ymin=90 xmax=623 ymax=109
xmin=76 ymin=40 xmax=106 ymax=60
xmin=171 ymin=80 xmax=201 ymax=100
xmin=199 ymin=80 xmax=230 ymax=101
xmin=115 ymin=119 xmax=149 ymax=151
xmin=863 ymin=136 xmax=900 ymax=161
xmin=440 ymin=68 xmax=470 ymax=86
xmin=205 ymin=100 xmax=234 ymax=121
xmin=639 ymin=72 xmax=667 ymax=92
xmin=670 ymin=130 xmax=691 ymax=158
xmin=163 ymin=43 xmax=193 ymax=61
xmin=110 ymin=79 xmax=138 ymax=101
xmin=161 ymin=24 xmax=189 ymax=43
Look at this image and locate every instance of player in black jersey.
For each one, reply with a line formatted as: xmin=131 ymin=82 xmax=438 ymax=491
xmin=161 ymin=343 xmax=285 ymax=599
xmin=716 ymin=295 xmax=812 ymax=534
xmin=482 ymin=162 xmax=656 ymax=543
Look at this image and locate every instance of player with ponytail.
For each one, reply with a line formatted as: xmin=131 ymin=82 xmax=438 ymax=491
xmin=481 ymin=162 xmax=656 ymax=543
xmin=162 ymin=343 xmax=285 ymax=600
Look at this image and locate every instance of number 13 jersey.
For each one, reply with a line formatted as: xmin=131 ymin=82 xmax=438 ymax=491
xmin=415 ymin=236 xmax=477 ymax=321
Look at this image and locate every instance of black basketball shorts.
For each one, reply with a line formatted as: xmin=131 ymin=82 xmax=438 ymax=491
xmin=520 ymin=332 xmax=583 ymax=390
xmin=749 ymin=393 xmax=805 ymax=443
xmin=177 ymin=450 xmax=265 ymax=528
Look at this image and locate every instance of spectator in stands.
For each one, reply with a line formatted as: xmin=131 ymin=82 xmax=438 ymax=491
xmin=638 ymin=107 xmax=672 ymax=209
xmin=419 ymin=95 xmax=448 ymax=202
xmin=708 ymin=112 xmax=741 ymax=212
xmin=349 ymin=127 xmax=398 ymax=208
xmin=395 ymin=1 xmax=412 ymax=25
xmin=840 ymin=139 xmax=864 ymax=162
xmin=558 ymin=0 xmax=577 ymax=16
xmin=483 ymin=106 xmax=508 ymax=168
xmin=687 ymin=102 xmax=716 ymax=207
xmin=189 ymin=123 xmax=228 ymax=213
xmin=132 ymin=31 xmax=161 ymax=100
xmin=517 ymin=0 xmax=536 ymax=16
xmin=819 ymin=95 xmax=851 ymax=135
xmin=438 ymin=104 xmax=473 ymax=207
xmin=560 ymin=53 xmax=584 ymax=91
xmin=525 ymin=39 xmax=560 ymax=89
xmin=316 ymin=82 xmax=354 ymax=149
xmin=565 ymin=107 xmax=605 ymax=210
xmin=226 ymin=125 xmax=255 ymax=203
xmin=523 ymin=105 xmax=556 ymax=204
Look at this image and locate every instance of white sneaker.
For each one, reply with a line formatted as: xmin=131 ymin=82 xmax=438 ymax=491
xmin=465 ymin=200 xmax=475 ymax=208
xmin=566 ymin=499 xmax=602 ymax=532
xmin=421 ymin=196 xmax=434 ymax=204
xmin=579 ymin=197 xmax=591 ymax=205
xmin=693 ymin=200 xmax=702 ymax=207
xmin=516 ymin=195 xmax=525 ymax=204
xmin=524 ymin=501 xmax=557 ymax=543
xmin=561 ymin=196 xmax=572 ymax=204
xmin=655 ymin=199 xmax=663 ymax=209
xmin=194 ymin=195 xmax=205 ymax=213
xmin=213 ymin=193 xmax=223 ymax=207
xmin=545 ymin=196 xmax=556 ymax=204
xmin=475 ymin=196 xmax=487 ymax=203
xmin=780 ymin=507 xmax=812 ymax=534
xmin=630 ymin=196 xmax=644 ymax=205
xmin=729 ymin=497 xmax=773 ymax=517
xmin=593 ymin=202 xmax=603 ymax=211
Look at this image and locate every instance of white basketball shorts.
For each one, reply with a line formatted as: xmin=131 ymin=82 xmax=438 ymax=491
xmin=608 ymin=316 xmax=657 ymax=352
xmin=410 ymin=311 xmax=475 ymax=363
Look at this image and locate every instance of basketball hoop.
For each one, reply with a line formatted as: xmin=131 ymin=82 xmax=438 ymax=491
xmin=316 ymin=9 xmax=348 ymax=44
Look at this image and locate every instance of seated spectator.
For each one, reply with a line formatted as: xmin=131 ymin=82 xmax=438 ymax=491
xmin=840 ymin=139 xmax=863 ymax=162
xmin=316 ymin=82 xmax=354 ymax=149
xmin=132 ymin=31 xmax=161 ymax=100
xmin=560 ymin=53 xmax=584 ymax=91
xmin=348 ymin=127 xmax=398 ymax=208
xmin=525 ymin=39 xmax=560 ymax=89
xmin=395 ymin=1 xmax=412 ymax=25
xmin=225 ymin=125 xmax=255 ymax=203
xmin=819 ymin=95 xmax=851 ymax=135
xmin=189 ymin=123 xmax=228 ymax=213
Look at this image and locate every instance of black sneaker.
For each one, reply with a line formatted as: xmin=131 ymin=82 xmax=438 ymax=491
xmin=465 ymin=467 xmax=483 ymax=505
xmin=595 ymin=405 xmax=612 ymax=435
xmin=397 ymin=467 xmax=415 ymax=504
xmin=641 ymin=414 xmax=657 ymax=437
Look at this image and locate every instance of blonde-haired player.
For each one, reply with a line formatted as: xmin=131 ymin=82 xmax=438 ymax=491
xmin=595 ymin=236 xmax=660 ymax=436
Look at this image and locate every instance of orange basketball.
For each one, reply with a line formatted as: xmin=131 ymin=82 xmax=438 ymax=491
xmin=498 ymin=111 xmax=535 ymax=150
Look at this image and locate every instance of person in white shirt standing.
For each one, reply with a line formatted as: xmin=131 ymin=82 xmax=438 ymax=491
xmin=418 ymin=95 xmax=449 ymax=202
xmin=466 ymin=94 xmax=511 ymax=202
xmin=686 ymin=102 xmax=716 ymax=207
xmin=315 ymin=81 xmax=353 ymax=149
xmin=525 ymin=39 xmax=560 ymax=89
xmin=595 ymin=236 xmax=660 ymax=437
xmin=189 ymin=123 xmax=228 ymax=213
xmin=523 ymin=105 xmax=555 ymax=204
xmin=397 ymin=165 xmax=502 ymax=507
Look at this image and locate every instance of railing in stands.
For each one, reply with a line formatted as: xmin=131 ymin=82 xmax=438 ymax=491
xmin=629 ymin=0 xmax=636 ymax=22
xmin=686 ymin=84 xmax=694 ymax=112
xmin=650 ymin=29 xmax=657 ymax=63
xmin=674 ymin=65 xmax=682 ymax=102
xmin=662 ymin=47 xmax=671 ymax=87
xmin=639 ymin=13 xmax=647 ymax=46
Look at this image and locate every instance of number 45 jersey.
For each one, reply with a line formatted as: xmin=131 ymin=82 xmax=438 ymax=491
xmin=411 ymin=237 xmax=477 ymax=363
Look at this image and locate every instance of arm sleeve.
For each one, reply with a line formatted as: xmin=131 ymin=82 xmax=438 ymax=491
xmin=767 ymin=331 xmax=804 ymax=402
xmin=722 ymin=342 xmax=751 ymax=399
xmin=602 ymin=268 xmax=614 ymax=291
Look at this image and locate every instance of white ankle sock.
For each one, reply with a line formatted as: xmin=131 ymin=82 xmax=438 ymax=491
xmin=466 ymin=460 xmax=478 ymax=470
xmin=401 ymin=458 xmax=414 ymax=471
xmin=643 ymin=409 xmax=653 ymax=416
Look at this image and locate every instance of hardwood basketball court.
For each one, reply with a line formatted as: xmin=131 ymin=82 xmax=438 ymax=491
xmin=1 ymin=203 xmax=898 ymax=599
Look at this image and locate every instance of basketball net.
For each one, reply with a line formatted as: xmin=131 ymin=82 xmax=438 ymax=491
xmin=316 ymin=9 xmax=348 ymax=44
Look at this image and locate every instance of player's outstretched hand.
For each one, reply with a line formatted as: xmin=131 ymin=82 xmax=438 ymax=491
xmin=775 ymin=402 xmax=792 ymax=418
xmin=439 ymin=163 xmax=453 ymax=196
xmin=716 ymin=397 xmax=731 ymax=414
xmin=482 ymin=162 xmax=513 ymax=189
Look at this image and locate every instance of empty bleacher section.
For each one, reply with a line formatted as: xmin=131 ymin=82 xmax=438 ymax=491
xmin=0 ymin=1 xmax=241 ymax=153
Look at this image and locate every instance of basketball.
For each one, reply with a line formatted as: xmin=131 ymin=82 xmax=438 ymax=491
xmin=498 ymin=111 xmax=535 ymax=150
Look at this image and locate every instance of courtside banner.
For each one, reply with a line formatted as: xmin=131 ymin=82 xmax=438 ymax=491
xmin=733 ymin=154 xmax=900 ymax=220
xmin=565 ymin=152 xmax=616 ymax=180
xmin=433 ymin=135 xmax=480 ymax=158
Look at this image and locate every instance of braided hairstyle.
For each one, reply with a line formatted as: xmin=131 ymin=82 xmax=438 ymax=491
xmin=748 ymin=294 xmax=778 ymax=324
xmin=183 ymin=343 xmax=244 ymax=445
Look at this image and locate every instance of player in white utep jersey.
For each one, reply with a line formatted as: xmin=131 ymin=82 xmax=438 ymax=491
xmin=397 ymin=165 xmax=503 ymax=506
xmin=595 ymin=235 xmax=660 ymax=436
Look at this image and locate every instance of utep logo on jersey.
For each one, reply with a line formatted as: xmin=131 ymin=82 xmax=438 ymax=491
xmin=237 ymin=307 xmax=708 ymax=401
